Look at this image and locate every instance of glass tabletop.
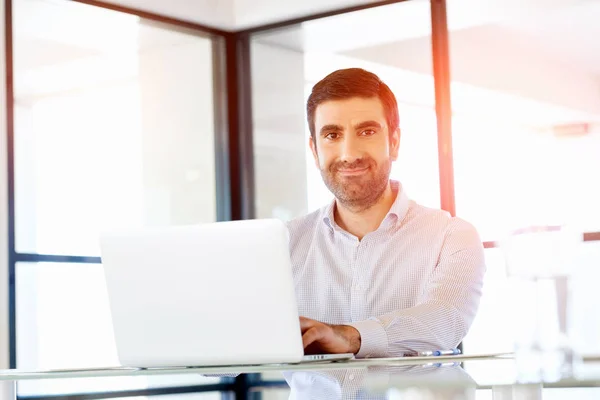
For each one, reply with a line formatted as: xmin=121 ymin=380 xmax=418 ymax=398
xmin=1 ymin=354 xmax=600 ymax=399
xmin=0 ymin=354 xmax=515 ymax=381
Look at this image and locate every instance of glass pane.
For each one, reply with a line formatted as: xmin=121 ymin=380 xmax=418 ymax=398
xmin=463 ymin=242 xmax=600 ymax=357
xmin=461 ymin=248 xmax=516 ymax=356
xmin=16 ymin=262 xmax=220 ymax=395
xmin=251 ymin=0 xmax=439 ymax=221
xmin=447 ymin=1 xmax=600 ymax=241
xmin=13 ymin=0 xmax=218 ymax=256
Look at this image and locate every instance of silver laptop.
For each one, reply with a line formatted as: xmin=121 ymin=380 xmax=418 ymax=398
xmin=99 ymin=218 xmax=353 ymax=368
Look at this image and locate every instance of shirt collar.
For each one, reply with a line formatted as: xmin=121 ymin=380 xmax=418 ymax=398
xmin=322 ymin=180 xmax=410 ymax=231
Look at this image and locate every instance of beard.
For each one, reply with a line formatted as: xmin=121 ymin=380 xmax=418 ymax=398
xmin=320 ymin=156 xmax=391 ymax=212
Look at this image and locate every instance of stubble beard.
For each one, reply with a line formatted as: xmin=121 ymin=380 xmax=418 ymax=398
xmin=320 ymin=157 xmax=391 ymax=212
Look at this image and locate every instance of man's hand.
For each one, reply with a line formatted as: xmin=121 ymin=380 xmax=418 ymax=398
xmin=299 ymin=316 xmax=361 ymax=355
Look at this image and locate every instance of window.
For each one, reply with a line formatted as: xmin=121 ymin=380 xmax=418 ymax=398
xmin=463 ymin=241 xmax=600 ymax=357
xmin=446 ymin=1 xmax=600 ymax=354
xmin=251 ymin=0 xmax=439 ymax=221
xmin=249 ymin=0 xmax=436 ymax=382
xmin=12 ymin=0 xmax=223 ymax=395
xmin=447 ymin=2 xmax=600 ymax=240
xmin=15 ymin=262 xmax=221 ymax=395
xmin=14 ymin=0 xmax=218 ymax=257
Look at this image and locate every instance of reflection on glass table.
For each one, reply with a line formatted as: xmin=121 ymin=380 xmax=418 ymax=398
xmin=288 ymin=363 xmax=478 ymax=399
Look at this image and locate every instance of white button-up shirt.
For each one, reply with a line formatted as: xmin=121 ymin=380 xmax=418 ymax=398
xmin=286 ymin=180 xmax=486 ymax=358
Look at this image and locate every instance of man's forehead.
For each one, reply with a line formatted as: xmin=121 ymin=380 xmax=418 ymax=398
xmin=314 ymin=97 xmax=386 ymax=126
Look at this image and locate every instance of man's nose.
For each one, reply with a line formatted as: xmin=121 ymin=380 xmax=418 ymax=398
xmin=339 ymin=136 xmax=362 ymax=163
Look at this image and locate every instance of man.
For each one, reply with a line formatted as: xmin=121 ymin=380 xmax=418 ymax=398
xmin=287 ymin=67 xmax=486 ymax=359
xmin=210 ymin=68 xmax=484 ymax=398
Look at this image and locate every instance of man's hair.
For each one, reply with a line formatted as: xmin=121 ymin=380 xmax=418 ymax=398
xmin=306 ymin=68 xmax=400 ymax=140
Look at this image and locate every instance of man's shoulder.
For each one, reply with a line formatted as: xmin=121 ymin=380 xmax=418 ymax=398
xmin=406 ymin=200 xmax=451 ymax=223
xmin=285 ymin=207 xmax=325 ymax=237
xmin=406 ymin=200 xmax=479 ymax=236
xmin=284 ymin=205 xmax=333 ymax=254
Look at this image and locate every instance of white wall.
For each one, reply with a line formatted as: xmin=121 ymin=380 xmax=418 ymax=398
xmin=138 ymin=39 xmax=216 ymax=226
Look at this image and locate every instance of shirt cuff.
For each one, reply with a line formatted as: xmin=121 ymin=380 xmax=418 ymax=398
xmin=347 ymin=319 xmax=388 ymax=358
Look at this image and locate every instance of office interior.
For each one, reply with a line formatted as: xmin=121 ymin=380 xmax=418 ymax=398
xmin=1 ymin=0 xmax=600 ymax=399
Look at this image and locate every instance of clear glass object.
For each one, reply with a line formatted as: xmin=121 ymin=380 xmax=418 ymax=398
xmin=501 ymin=225 xmax=582 ymax=383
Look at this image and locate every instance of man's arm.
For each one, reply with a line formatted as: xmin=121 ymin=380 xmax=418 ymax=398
xmin=301 ymin=218 xmax=486 ymax=358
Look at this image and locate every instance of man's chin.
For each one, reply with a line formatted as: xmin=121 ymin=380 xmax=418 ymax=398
xmin=334 ymin=176 xmax=370 ymax=190
xmin=337 ymin=189 xmax=373 ymax=205
xmin=332 ymin=182 xmax=389 ymax=209
xmin=337 ymin=196 xmax=379 ymax=211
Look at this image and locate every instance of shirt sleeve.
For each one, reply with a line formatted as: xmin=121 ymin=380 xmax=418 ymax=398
xmin=347 ymin=218 xmax=486 ymax=358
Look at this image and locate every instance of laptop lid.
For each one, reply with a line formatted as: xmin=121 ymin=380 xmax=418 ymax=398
xmin=99 ymin=219 xmax=305 ymax=367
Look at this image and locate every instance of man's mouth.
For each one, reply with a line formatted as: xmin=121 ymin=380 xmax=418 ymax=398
xmin=336 ymin=167 xmax=369 ymax=176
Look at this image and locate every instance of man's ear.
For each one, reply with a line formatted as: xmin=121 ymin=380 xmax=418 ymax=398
xmin=390 ymin=127 xmax=400 ymax=161
xmin=309 ymin=136 xmax=320 ymax=168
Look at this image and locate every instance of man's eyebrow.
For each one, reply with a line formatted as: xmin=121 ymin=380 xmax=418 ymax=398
xmin=319 ymin=124 xmax=343 ymax=135
xmin=354 ymin=120 xmax=383 ymax=131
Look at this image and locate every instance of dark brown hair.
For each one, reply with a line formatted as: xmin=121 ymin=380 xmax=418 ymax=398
xmin=306 ymin=68 xmax=400 ymax=139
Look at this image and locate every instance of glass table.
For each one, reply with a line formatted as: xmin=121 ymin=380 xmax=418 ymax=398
xmin=1 ymin=354 xmax=600 ymax=399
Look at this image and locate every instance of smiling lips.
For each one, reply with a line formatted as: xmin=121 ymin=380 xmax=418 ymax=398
xmin=337 ymin=167 xmax=369 ymax=176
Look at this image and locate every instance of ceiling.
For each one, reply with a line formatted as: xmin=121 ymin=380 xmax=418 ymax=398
xmin=12 ymin=0 xmax=600 ymax=127
xmin=98 ymin=0 xmax=597 ymax=35
xmin=342 ymin=0 xmax=600 ymax=124
xmin=100 ymin=0 xmax=380 ymax=31
xmin=254 ymin=0 xmax=600 ymax=125
xmin=501 ymin=1 xmax=600 ymax=76
xmin=343 ymin=0 xmax=600 ymax=75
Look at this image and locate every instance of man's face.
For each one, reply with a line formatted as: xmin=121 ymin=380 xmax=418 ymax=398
xmin=310 ymin=97 xmax=400 ymax=210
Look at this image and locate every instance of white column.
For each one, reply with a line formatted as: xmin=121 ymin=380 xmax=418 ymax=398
xmin=251 ymin=41 xmax=309 ymax=219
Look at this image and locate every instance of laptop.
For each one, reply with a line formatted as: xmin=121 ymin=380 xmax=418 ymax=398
xmin=99 ymin=218 xmax=354 ymax=368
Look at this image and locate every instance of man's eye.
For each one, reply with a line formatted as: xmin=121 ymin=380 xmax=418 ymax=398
xmin=361 ymin=129 xmax=376 ymax=136
xmin=325 ymin=132 xmax=339 ymax=140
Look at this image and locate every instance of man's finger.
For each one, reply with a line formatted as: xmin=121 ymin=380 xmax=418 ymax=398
xmin=299 ymin=316 xmax=316 ymax=332
xmin=301 ymin=326 xmax=322 ymax=349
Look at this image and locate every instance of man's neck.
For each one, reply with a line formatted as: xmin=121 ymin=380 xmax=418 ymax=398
xmin=334 ymin=182 xmax=396 ymax=240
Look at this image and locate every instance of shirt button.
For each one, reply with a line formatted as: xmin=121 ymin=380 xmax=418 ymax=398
xmin=348 ymin=374 xmax=355 ymax=381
